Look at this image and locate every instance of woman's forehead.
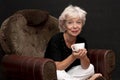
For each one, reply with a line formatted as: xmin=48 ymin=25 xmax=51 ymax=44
xmin=65 ymin=15 xmax=81 ymax=21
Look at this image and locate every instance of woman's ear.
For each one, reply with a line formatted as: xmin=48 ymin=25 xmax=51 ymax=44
xmin=63 ymin=25 xmax=66 ymax=31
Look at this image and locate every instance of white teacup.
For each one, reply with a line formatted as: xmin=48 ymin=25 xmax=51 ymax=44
xmin=71 ymin=43 xmax=85 ymax=52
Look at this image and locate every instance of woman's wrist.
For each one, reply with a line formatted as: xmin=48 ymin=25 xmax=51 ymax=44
xmin=71 ymin=54 xmax=76 ymax=60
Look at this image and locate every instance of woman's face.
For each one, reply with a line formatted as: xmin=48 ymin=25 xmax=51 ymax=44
xmin=64 ymin=16 xmax=83 ymax=37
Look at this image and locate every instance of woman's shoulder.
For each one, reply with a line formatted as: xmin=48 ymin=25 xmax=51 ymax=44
xmin=77 ymin=35 xmax=88 ymax=49
xmin=49 ymin=32 xmax=63 ymax=42
xmin=76 ymin=35 xmax=87 ymax=43
xmin=51 ymin=32 xmax=63 ymax=39
xmin=77 ymin=35 xmax=86 ymax=42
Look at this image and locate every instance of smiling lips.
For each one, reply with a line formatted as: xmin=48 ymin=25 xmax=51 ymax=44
xmin=72 ymin=30 xmax=79 ymax=33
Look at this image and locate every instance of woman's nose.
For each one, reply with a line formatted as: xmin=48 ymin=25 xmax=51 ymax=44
xmin=73 ymin=23 xmax=77 ymax=28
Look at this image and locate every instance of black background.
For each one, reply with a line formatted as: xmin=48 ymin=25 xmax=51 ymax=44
xmin=0 ymin=0 xmax=120 ymax=79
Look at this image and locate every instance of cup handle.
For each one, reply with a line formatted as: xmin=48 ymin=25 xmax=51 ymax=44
xmin=71 ymin=45 xmax=75 ymax=51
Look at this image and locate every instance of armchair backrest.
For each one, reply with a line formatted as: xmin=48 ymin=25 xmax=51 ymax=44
xmin=0 ymin=9 xmax=59 ymax=57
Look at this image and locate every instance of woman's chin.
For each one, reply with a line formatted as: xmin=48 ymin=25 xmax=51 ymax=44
xmin=71 ymin=33 xmax=79 ymax=37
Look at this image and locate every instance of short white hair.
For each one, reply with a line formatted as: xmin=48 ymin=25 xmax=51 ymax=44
xmin=59 ymin=5 xmax=87 ymax=32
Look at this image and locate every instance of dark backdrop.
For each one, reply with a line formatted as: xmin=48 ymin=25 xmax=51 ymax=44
xmin=0 ymin=0 xmax=120 ymax=80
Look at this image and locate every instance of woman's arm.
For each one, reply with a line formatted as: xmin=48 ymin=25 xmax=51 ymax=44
xmin=55 ymin=54 xmax=76 ymax=70
xmin=73 ymin=48 xmax=90 ymax=69
xmin=80 ymin=55 xmax=90 ymax=69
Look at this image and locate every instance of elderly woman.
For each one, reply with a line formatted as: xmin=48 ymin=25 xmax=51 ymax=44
xmin=45 ymin=5 xmax=104 ymax=80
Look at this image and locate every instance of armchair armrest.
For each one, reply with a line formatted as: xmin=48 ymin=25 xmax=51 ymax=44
xmin=1 ymin=54 xmax=57 ymax=80
xmin=88 ymin=49 xmax=115 ymax=80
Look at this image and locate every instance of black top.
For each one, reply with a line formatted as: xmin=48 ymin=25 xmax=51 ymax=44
xmin=44 ymin=32 xmax=88 ymax=71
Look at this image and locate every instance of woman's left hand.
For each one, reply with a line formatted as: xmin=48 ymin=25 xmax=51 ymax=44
xmin=74 ymin=48 xmax=88 ymax=59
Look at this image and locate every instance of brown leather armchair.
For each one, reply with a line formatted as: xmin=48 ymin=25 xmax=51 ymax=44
xmin=0 ymin=9 xmax=115 ymax=80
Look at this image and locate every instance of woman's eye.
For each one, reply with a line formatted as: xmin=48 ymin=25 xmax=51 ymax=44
xmin=77 ymin=21 xmax=82 ymax=24
xmin=67 ymin=21 xmax=73 ymax=24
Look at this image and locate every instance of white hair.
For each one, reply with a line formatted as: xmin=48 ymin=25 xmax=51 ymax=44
xmin=59 ymin=5 xmax=87 ymax=32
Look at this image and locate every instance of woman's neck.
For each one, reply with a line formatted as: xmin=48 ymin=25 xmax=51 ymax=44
xmin=64 ymin=33 xmax=76 ymax=48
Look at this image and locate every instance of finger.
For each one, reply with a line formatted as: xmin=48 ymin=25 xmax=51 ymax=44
xmin=79 ymin=50 xmax=87 ymax=57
